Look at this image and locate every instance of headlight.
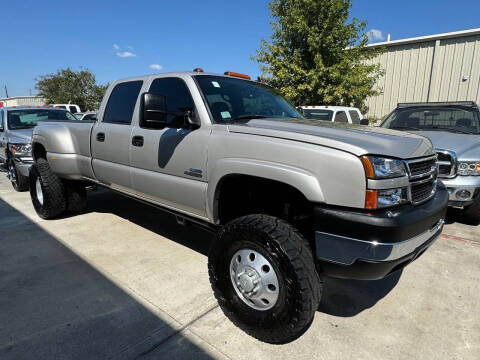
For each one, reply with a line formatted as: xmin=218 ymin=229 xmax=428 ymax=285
xmin=361 ymin=156 xmax=406 ymax=179
xmin=362 ymin=156 xmax=409 ymax=209
xmin=365 ymin=188 xmax=409 ymax=209
xmin=10 ymin=143 xmax=32 ymax=156
xmin=457 ymin=161 xmax=480 ymax=176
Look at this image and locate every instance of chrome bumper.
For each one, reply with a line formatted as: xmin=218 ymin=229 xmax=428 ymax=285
xmin=315 ymin=218 xmax=444 ymax=265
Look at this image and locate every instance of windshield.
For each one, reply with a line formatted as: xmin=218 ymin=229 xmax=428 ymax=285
xmin=302 ymin=109 xmax=333 ymax=121
xmin=381 ymin=106 xmax=480 ymax=134
xmin=7 ymin=109 xmax=78 ymax=129
xmin=194 ymin=75 xmax=303 ymax=123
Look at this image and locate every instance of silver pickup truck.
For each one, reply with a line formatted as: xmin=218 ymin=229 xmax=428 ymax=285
xmin=0 ymin=106 xmax=78 ymax=191
xmin=381 ymin=102 xmax=480 ymax=224
xmin=28 ymin=71 xmax=448 ymax=343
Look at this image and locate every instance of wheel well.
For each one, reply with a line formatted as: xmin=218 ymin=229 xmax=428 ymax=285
xmin=215 ymin=175 xmax=314 ymax=237
xmin=32 ymin=143 xmax=47 ymax=160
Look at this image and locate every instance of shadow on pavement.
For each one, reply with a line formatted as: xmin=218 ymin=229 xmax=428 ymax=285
xmin=318 ymin=271 xmax=402 ymax=317
xmin=0 ymin=196 xmax=215 ymax=360
xmin=86 ymin=188 xmax=214 ymax=256
xmin=85 ymin=187 xmax=401 ymax=319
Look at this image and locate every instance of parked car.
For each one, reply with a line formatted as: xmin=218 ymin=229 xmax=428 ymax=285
xmin=299 ymin=105 xmax=367 ymax=125
xmin=51 ymin=104 xmax=81 ymax=113
xmin=0 ymin=106 xmax=78 ymax=191
xmin=28 ymin=70 xmax=447 ymax=343
xmin=74 ymin=112 xmax=97 ymax=121
xmin=380 ymin=101 xmax=480 ymax=224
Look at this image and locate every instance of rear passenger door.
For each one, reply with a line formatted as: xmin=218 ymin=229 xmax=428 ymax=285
xmin=91 ymin=80 xmax=143 ymax=192
xmin=334 ymin=111 xmax=348 ymax=124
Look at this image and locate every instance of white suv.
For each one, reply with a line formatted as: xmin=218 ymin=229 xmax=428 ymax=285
xmin=300 ymin=105 xmax=366 ymax=125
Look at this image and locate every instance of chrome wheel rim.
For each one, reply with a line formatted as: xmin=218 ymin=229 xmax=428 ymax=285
xmin=36 ymin=179 xmax=44 ymax=205
xmin=230 ymin=249 xmax=280 ymax=311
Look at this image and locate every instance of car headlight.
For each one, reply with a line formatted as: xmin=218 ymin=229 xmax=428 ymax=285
xmin=10 ymin=143 xmax=32 ymax=156
xmin=361 ymin=156 xmax=406 ymax=179
xmin=361 ymin=156 xmax=409 ymax=209
xmin=457 ymin=161 xmax=480 ymax=176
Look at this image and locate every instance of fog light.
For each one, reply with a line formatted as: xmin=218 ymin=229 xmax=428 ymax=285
xmin=455 ymin=190 xmax=471 ymax=200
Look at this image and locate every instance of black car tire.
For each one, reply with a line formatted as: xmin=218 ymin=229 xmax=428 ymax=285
xmin=29 ymin=158 xmax=67 ymax=219
xmin=462 ymin=196 xmax=480 ymax=225
xmin=8 ymin=158 xmax=29 ymax=192
xmin=208 ymin=214 xmax=322 ymax=344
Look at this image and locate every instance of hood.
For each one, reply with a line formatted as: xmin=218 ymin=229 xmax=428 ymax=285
xmin=7 ymin=128 xmax=33 ymax=144
xmin=409 ymin=131 xmax=480 ymax=161
xmin=228 ymin=119 xmax=434 ymax=159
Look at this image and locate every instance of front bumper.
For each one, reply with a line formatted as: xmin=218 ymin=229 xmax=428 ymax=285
xmin=439 ymin=176 xmax=480 ymax=208
xmin=12 ymin=156 xmax=34 ymax=177
xmin=314 ymin=185 xmax=448 ymax=280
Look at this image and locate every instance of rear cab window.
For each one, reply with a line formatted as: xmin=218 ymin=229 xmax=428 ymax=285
xmin=303 ymin=109 xmax=333 ymax=121
xmin=69 ymin=106 xmax=78 ymax=113
xmin=103 ymin=81 xmax=143 ymax=125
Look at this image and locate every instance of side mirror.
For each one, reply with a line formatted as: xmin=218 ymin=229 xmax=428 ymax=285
xmin=90 ymin=114 xmax=98 ymax=121
xmin=142 ymin=92 xmax=168 ymax=126
xmin=360 ymin=119 xmax=369 ymax=126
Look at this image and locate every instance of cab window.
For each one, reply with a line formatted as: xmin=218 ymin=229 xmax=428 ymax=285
xmin=334 ymin=111 xmax=348 ymax=123
xmin=144 ymin=77 xmax=194 ymax=129
xmin=103 ymin=81 xmax=143 ymax=124
xmin=349 ymin=110 xmax=361 ymax=124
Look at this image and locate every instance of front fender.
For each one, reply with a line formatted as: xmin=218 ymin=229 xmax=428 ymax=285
xmin=206 ymin=158 xmax=324 ymax=223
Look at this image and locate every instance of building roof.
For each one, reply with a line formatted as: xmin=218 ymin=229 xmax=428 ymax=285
xmin=0 ymin=96 xmax=44 ymax=101
xmin=366 ymin=27 xmax=480 ymax=48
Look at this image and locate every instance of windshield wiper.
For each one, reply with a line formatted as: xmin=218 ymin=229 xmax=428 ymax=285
xmin=390 ymin=126 xmax=421 ymax=131
xmin=425 ymin=126 xmax=472 ymax=134
xmin=10 ymin=125 xmax=35 ymax=129
xmin=230 ymin=115 xmax=267 ymax=122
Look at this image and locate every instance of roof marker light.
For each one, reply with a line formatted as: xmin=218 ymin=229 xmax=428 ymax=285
xmin=193 ymin=68 xmax=204 ymax=72
xmin=224 ymin=71 xmax=251 ymax=80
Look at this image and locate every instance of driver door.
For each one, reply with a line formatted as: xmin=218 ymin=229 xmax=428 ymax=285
xmin=131 ymin=76 xmax=209 ymax=218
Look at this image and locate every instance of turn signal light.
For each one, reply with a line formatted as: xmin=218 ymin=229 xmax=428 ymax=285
xmin=365 ymin=190 xmax=378 ymax=210
xmin=224 ymin=71 xmax=251 ymax=80
xmin=361 ymin=156 xmax=374 ymax=179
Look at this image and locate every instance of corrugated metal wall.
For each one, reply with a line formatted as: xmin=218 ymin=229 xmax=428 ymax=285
xmin=365 ymin=32 xmax=480 ymax=119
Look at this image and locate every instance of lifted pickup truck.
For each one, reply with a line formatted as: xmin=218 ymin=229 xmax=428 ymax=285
xmin=381 ymin=101 xmax=480 ymax=224
xmin=28 ymin=70 xmax=448 ymax=343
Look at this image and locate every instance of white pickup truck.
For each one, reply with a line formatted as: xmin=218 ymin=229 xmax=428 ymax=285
xmin=28 ymin=70 xmax=448 ymax=343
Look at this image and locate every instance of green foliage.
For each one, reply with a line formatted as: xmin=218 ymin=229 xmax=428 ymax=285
xmin=35 ymin=68 xmax=108 ymax=111
xmin=255 ymin=0 xmax=384 ymax=110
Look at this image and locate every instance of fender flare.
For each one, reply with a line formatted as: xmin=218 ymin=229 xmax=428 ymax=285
xmin=206 ymin=158 xmax=324 ymax=223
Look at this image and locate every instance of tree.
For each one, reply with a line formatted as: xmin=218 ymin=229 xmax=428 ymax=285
xmin=255 ymin=0 xmax=384 ymax=110
xmin=35 ymin=68 xmax=108 ymax=111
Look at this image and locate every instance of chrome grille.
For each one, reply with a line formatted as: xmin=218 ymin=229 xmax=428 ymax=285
xmin=405 ymin=155 xmax=438 ymax=205
xmin=436 ymin=149 xmax=457 ymax=178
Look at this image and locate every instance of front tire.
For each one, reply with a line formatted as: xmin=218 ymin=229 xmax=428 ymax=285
xmin=29 ymin=158 xmax=67 ymax=219
xmin=462 ymin=196 xmax=480 ymax=225
xmin=8 ymin=158 xmax=29 ymax=192
xmin=208 ymin=214 xmax=322 ymax=344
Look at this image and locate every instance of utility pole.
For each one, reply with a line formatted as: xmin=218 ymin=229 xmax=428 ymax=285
xmin=4 ymin=85 xmax=9 ymax=98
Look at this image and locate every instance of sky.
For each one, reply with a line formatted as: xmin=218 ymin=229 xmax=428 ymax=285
xmin=1 ymin=0 xmax=479 ymax=97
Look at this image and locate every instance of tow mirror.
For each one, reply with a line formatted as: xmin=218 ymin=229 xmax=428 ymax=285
xmin=142 ymin=92 xmax=168 ymax=126
xmin=360 ymin=119 xmax=369 ymax=126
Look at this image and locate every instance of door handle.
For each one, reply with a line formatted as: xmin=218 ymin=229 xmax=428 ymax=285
xmin=96 ymin=132 xmax=105 ymax=142
xmin=132 ymin=135 xmax=144 ymax=147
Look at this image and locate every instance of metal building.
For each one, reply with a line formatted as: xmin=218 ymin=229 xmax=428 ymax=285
xmin=0 ymin=96 xmax=46 ymax=107
xmin=365 ymin=28 xmax=480 ymax=119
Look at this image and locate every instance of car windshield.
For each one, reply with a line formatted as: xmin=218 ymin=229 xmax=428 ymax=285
xmin=7 ymin=109 xmax=78 ymax=129
xmin=194 ymin=75 xmax=303 ymax=124
xmin=381 ymin=106 xmax=480 ymax=134
xmin=302 ymin=109 xmax=333 ymax=121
